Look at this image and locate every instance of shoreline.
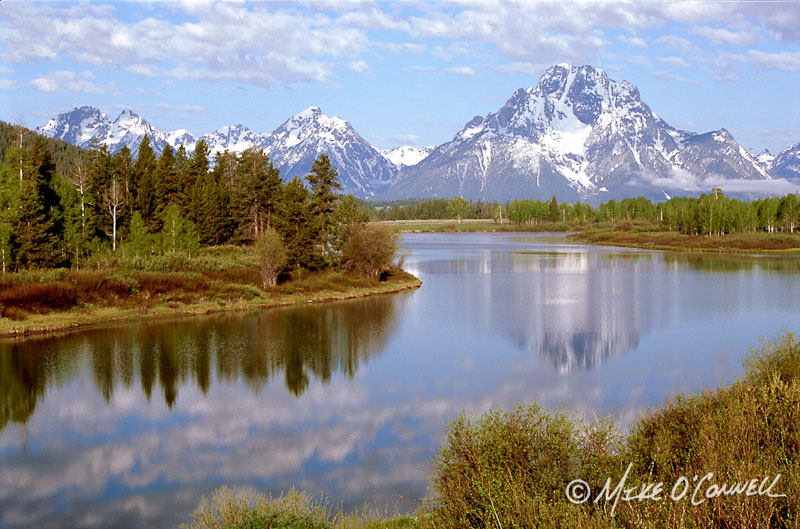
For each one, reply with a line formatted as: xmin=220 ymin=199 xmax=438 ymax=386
xmin=378 ymin=220 xmax=800 ymax=254
xmin=0 ymin=270 xmax=422 ymax=340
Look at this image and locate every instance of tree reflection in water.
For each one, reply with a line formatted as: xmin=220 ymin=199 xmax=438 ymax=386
xmin=0 ymin=294 xmax=401 ymax=432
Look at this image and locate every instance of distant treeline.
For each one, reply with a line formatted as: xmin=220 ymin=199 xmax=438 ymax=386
xmin=0 ymin=123 xmax=380 ymax=274
xmin=373 ymin=191 xmax=800 ymax=236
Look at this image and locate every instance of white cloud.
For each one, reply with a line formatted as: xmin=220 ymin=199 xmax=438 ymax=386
xmin=0 ymin=80 xmax=17 ymax=90
xmin=494 ymin=62 xmax=549 ymax=76
xmin=347 ymin=60 xmax=371 ymax=74
xmin=373 ymin=133 xmax=422 ymax=146
xmin=652 ymin=70 xmax=698 ymax=84
xmin=27 ymin=70 xmax=115 ymax=94
xmin=617 ymin=34 xmax=647 ymax=48
xmin=656 ymin=35 xmax=695 ymax=52
xmin=691 ymin=25 xmax=759 ymax=47
xmin=445 ymin=66 xmax=476 ymax=77
xmin=628 ymin=55 xmax=652 ymax=67
xmin=2 ymin=2 xmax=368 ymax=88
xmin=658 ymin=56 xmax=689 ymax=68
xmin=725 ymin=50 xmax=800 ymax=72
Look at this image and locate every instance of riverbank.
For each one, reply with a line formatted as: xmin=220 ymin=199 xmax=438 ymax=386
xmin=568 ymin=223 xmax=800 ymax=253
xmin=183 ymin=331 xmax=799 ymax=529
xmin=0 ymin=267 xmax=421 ymax=338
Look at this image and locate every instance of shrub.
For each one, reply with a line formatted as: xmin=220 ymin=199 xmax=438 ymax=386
xmin=255 ymin=228 xmax=288 ymax=288
xmin=342 ymin=223 xmax=400 ymax=280
xmin=428 ymin=404 xmax=620 ymax=528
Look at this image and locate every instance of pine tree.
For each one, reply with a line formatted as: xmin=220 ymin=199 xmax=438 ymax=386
xmin=155 ymin=144 xmax=182 ymax=223
xmin=305 ymin=154 xmax=342 ymax=260
xmin=11 ymin=137 xmax=62 ymax=268
xmin=277 ymin=176 xmax=315 ymax=269
xmin=134 ymin=135 xmax=158 ymax=229
xmin=549 ymin=194 xmax=559 ymax=223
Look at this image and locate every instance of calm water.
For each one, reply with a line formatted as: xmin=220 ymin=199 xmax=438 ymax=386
xmin=2 ymin=233 xmax=800 ymax=528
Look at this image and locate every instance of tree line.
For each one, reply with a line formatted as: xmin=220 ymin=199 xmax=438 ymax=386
xmin=1 ymin=128 xmax=397 ymax=281
xmin=374 ymin=191 xmax=800 ymax=235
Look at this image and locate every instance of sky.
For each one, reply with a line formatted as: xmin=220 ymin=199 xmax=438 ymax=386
xmin=1 ymin=0 xmax=799 ymax=154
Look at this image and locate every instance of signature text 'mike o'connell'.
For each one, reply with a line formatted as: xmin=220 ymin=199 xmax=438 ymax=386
xmin=565 ymin=463 xmax=786 ymax=516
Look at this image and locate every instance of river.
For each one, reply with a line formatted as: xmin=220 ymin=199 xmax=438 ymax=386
xmin=1 ymin=232 xmax=799 ymax=528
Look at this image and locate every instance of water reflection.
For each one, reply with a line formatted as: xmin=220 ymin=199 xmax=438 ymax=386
xmin=0 ymin=295 xmax=401 ymax=432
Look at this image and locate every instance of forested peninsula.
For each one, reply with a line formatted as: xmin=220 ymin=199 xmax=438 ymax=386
xmin=0 ymin=123 xmax=418 ymax=336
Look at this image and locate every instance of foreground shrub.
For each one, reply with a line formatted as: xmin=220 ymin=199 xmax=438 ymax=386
xmin=428 ymin=404 xmax=621 ymax=528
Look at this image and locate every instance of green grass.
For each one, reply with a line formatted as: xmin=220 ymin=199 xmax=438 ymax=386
xmin=184 ymin=331 xmax=800 ymax=528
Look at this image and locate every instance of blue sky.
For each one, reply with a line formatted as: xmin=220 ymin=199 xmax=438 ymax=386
xmin=1 ymin=0 xmax=799 ymax=153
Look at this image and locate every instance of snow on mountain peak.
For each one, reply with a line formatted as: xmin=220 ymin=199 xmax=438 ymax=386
xmin=381 ymin=145 xmax=434 ymax=167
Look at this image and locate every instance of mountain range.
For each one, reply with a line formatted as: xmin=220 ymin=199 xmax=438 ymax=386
xmin=37 ymin=64 xmax=800 ymax=203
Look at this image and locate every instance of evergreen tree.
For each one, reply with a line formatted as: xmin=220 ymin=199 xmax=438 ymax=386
xmin=134 ymin=135 xmax=158 ymax=229
xmin=305 ymin=154 xmax=342 ymax=260
xmin=11 ymin=137 xmax=63 ymax=268
xmin=549 ymin=194 xmax=559 ymax=222
xmin=277 ymin=176 xmax=315 ymax=269
xmin=155 ymin=144 xmax=182 ymax=223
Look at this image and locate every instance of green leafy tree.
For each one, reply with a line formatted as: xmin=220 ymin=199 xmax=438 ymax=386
xmin=342 ymin=222 xmax=400 ymax=279
xmin=160 ymin=204 xmax=199 ymax=256
xmin=447 ymin=196 xmax=470 ymax=223
xmin=329 ymin=195 xmax=370 ymax=267
xmin=122 ymin=211 xmax=153 ymax=266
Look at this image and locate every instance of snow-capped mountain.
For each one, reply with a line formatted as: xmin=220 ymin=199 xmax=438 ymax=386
xmin=382 ymin=64 xmax=779 ymax=202
xmin=38 ymin=106 xmax=169 ymax=154
xmin=755 ymin=149 xmax=776 ymax=169
xmin=166 ymin=129 xmax=197 ymax=151
xmin=770 ymin=142 xmax=800 ymax=181
xmin=38 ymin=105 xmax=398 ymax=198
xmin=199 ymin=124 xmax=264 ymax=158
xmin=262 ymin=107 xmax=397 ymax=197
xmin=380 ymin=146 xmax=434 ymax=168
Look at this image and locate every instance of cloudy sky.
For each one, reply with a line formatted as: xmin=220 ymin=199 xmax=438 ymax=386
xmin=1 ymin=0 xmax=799 ymax=153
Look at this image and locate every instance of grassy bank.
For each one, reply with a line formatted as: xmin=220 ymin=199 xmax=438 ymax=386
xmin=0 ymin=245 xmax=421 ymax=337
xmin=377 ymin=219 xmax=575 ymax=233
xmin=569 ymin=221 xmax=800 ymax=253
xmin=183 ymin=331 xmax=800 ymax=529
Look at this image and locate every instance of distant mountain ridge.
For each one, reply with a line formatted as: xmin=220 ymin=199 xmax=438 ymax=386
xmin=380 ymin=64 xmax=792 ymax=202
xmin=37 ymin=65 xmax=800 ymax=201
xmin=37 ymin=106 xmax=401 ymax=198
